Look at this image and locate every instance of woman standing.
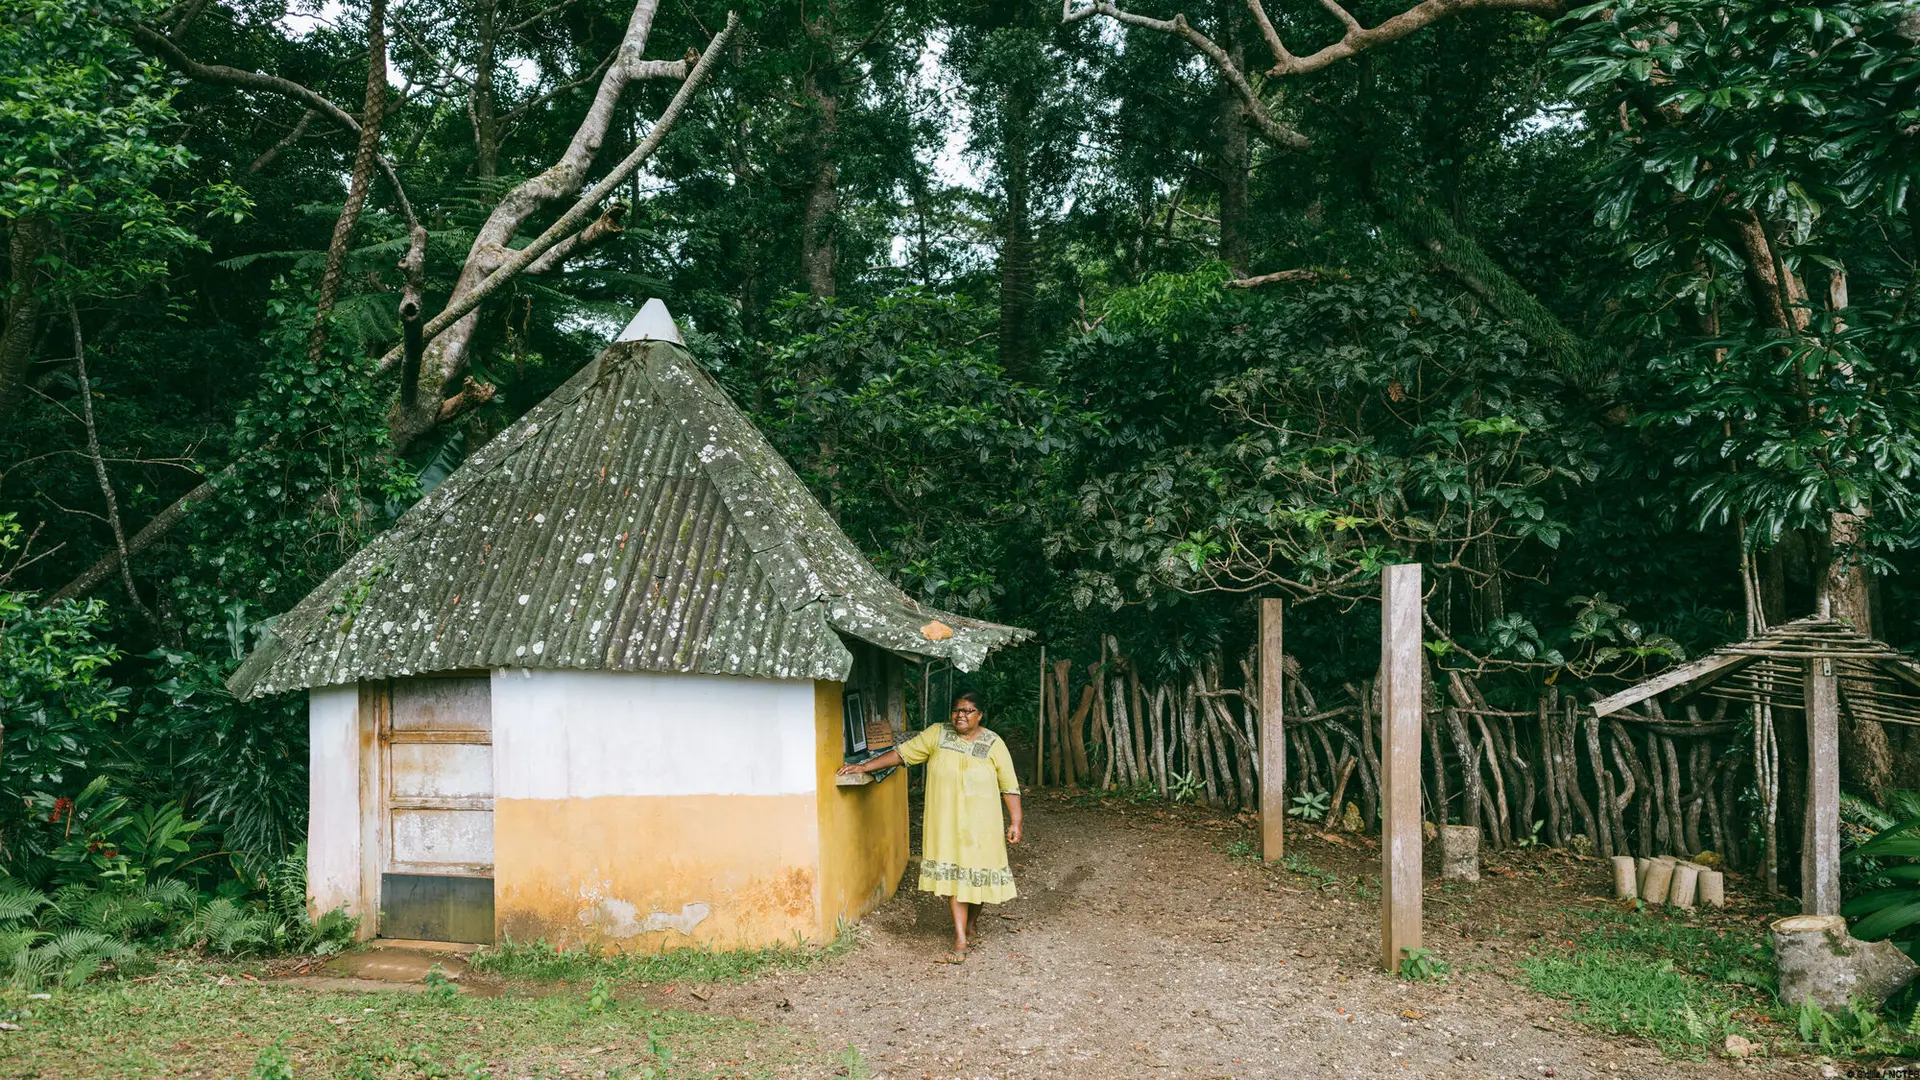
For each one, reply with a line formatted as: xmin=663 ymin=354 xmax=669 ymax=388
xmin=837 ymin=690 xmax=1022 ymax=963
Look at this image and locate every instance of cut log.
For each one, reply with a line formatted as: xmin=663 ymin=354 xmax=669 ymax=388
xmin=1611 ymin=856 xmax=1637 ymax=900
xmin=1642 ymin=858 xmax=1676 ymax=905
xmin=1773 ymin=914 xmax=1919 ymax=1010
xmin=1700 ymin=869 xmax=1725 ymax=909
xmin=1670 ymin=862 xmax=1700 ymax=910
xmin=1441 ymin=826 xmax=1481 ymax=882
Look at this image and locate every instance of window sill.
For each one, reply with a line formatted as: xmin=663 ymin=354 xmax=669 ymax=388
xmin=835 ymin=752 xmax=898 ymax=787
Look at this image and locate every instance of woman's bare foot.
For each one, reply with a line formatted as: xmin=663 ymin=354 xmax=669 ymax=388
xmin=940 ymin=948 xmax=968 ymax=964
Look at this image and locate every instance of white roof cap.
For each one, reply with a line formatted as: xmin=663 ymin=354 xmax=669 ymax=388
xmin=615 ymin=298 xmax=684 ymax=344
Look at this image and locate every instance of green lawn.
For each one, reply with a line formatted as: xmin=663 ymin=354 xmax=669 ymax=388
xmin=0 ymin=962 xmax=856 ymax=1079
xmin=1521 ymin=908 xmax=1920 ymax=1060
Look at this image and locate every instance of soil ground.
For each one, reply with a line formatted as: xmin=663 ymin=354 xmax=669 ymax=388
xmin=690 ymin=794 xmax=1802 ymax=1080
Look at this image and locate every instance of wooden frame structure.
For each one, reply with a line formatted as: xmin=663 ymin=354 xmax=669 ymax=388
xmin=1379 ymin=564 xmax=1423 ymax=971
xmin=1257 ymin=569 xmax=1426 ymax=971
xmin=1260 ymin=599 xmax=1286 ymax=860
xmin=1592 ymin=616 xmax=1920 ymax=915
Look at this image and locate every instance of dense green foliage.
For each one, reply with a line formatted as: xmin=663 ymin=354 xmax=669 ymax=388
xmin=4 ymin=0 xmax=1920 ymax=984
xmin=1523 ymin=907 xmax=1920 ymax=1056
xmin=1842 ymin=790 xmax=1920 ymax=958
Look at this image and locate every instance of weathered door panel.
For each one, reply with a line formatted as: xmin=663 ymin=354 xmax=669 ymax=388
xmin=380 ymin=873 xmax=495 ymax=943
xmin=389 ymin=743 xmax=492 ymax=800
xmin=391 ymin=809 xmax=494 ymax=868
xmin=380 ymin=676 xmax=494 ymax=943
xmin=391 ymin=677 xmax=494 ymax=733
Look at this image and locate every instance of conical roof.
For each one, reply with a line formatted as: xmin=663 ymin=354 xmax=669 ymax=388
xmin=228 ymin=308 xmax=1030 ymax=699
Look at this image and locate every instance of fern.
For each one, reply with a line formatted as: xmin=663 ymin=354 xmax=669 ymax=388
xmin=0 ymin=885 xmax=48 ymax=922
xmin=0 ymin=851 xmax=351 ymax=985
xmin=265 ymin=847 xmax=310 ymax=922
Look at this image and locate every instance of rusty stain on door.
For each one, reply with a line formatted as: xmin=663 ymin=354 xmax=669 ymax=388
xmin=382 ymin=676 xmax=494 ymax=942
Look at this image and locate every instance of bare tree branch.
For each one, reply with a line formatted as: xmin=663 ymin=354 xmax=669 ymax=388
xmin=1223 ymin=268 xmax=1327 ymax=288
xmin=436 ymin=375 xmax=498 ymax=421
xmin=496 ymin=46 xmax=630 ymax=124
xmin=1066 ymin=0 xmax=1559 ymax=148
xmin=248 ymin=108 xmax=319 ymax=174
xmin=47 ymin=462 xmax=236 ymax=604
xmin=505 ymin=0 xmax=583 ymax=34
xmin=167 ymin=0 xmax=209 ymax=38
xmin=1064 ymin=4 xmax=1309 ymax=148
xmin=398 ymin=226 xmax=428 ymax=407
xmin=129 ymin=23 xmax=420 ymax=231
xmin=68 ymin=299 xmax=155 ymax=624
xmin=384 ymin=7 xmax=740 ymax=447
xmin=524 ymin=203 xmax=627 ymax=274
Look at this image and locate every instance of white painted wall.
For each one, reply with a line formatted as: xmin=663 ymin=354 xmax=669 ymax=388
xmin=307 ymin=685 xmax=363 ymax=917
xmin=490 ymin=669 xmax=817 ymax=798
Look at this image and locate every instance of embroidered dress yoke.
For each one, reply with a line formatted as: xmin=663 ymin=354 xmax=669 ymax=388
xmin=897 ymin=724 xmax=1020 ymax=904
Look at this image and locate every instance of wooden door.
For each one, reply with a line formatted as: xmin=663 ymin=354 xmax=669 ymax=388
xmin=380 ymin=676 xmax=495 ymax=942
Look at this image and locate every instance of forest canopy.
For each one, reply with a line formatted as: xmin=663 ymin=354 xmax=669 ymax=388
xmin=3 ymin=0 xmax=1920 ymax=911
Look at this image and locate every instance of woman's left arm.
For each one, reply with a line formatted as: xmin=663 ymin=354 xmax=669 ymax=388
xmin=990 ymin=738 xmax=1023 ymax=843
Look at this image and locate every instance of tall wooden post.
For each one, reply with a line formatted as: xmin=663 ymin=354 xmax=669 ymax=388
xmin=1260 ymin=598 xmax=1285 ymax=860
xmin=1036 ymin=644 xmax=1047 ymax=790
xmin=1380 ymin=563 xmax=1424 ymax=972
xmin=1803 ymin=657 xmax=1841 ymax=915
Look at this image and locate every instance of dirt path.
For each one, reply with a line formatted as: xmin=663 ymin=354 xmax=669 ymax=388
xmin=707 ymin=796 xmax=1799 ymax=1080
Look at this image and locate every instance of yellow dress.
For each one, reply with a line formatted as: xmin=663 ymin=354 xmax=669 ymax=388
xmin=896 ymin=724 xmax=1020 ymax=904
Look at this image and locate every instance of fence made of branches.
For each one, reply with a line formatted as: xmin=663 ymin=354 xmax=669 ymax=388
xmin=1036 ymin=636 xmax=1775 ymax=878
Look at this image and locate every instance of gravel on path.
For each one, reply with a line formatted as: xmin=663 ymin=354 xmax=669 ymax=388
xmin=709 ymin=796 xmax=1798 ymax=1080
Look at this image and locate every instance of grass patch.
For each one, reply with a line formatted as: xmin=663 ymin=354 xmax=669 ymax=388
xmin=1278 ymin=853 xmax=1340 ymax=888
xmin=1522 ymin=908 xmax=1920 ymax=1059
xmin=0 ymin=960 xmax=848 ymax=1078
xmin=468 ymin=933 xmax=855 ymax=984
xmin=1218 ymin=838 xmax=1259 ymax=862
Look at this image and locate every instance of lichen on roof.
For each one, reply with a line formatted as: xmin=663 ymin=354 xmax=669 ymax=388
xmin=228 ymin=333 xmax=1030 ymax=699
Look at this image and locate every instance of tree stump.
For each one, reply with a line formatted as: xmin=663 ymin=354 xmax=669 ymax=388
xmin=1610 ymin=855 xmax=1637 ymax=900
xmin=1700 ymin=869 xmax=1725 ymax=909
xmin=1773 ymin=915 xmax=1919 ymax=1010
xmin=1441 ymin=825 xmax=1480 ymax=882
xmin=1670 ymin=862 xmax=1700 ymax=910
xmin=1642 ymin=858 xmax=1676 ymax=905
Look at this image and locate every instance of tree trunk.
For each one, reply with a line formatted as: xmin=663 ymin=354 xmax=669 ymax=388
xmin=0 ymin=218 xmax=50 ymax=428
xmin=799 ymin=55 xmax=838 ymax=298
xmin=996 ymin=79 xmax=1036 ymax=376
xmin=472 ymin=0 xmax=503 ymax=181
xmin=1214 ymin=2 xmax=1250 ymax=274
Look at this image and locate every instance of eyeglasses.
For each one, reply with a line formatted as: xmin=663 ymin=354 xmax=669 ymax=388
xmin=952 ymin=706 xmax=981 ymax=716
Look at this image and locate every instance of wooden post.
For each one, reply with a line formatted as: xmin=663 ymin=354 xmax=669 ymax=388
xmin=1804 ymin=657 xmax=1842 ymax=916
xmin=1670 ymin=862 xmax=1701 ymax=910
xmin=1036 ymin=644 xmax=1047 ymax=790
xmin=1380 ymin=563 xmax=1423 ymax=972
xmin=1260 ymin=598 xmax=1285 ymax=861
xmin=1610 ymin=855 xmax=1637 ymax=900
xmin=1643 ymin=857 xmax=1676 ymax=904
xmin=1700 ymin=869 xmax=1725 ymax=909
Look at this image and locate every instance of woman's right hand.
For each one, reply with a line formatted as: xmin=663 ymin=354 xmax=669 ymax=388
xmin=835 ymin=762 xmax=864 ymax=776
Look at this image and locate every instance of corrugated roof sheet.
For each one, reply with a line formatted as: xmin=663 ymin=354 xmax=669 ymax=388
xmin=228 ymin=335 xmax=1031 ymax=699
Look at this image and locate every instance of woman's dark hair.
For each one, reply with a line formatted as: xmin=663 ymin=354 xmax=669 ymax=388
xmin=954 ymin=690 xmax=987 ymax=713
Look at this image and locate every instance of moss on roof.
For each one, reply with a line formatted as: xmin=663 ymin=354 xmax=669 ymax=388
xmin=228 ymin=337 xmax=1029 ymax=699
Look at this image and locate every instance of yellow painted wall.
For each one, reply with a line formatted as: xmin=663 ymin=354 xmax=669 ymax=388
xmin=812 ymin=680 xmax=909 ymax=940
xmin=493 ymin=793 xmax=821 ymax=951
